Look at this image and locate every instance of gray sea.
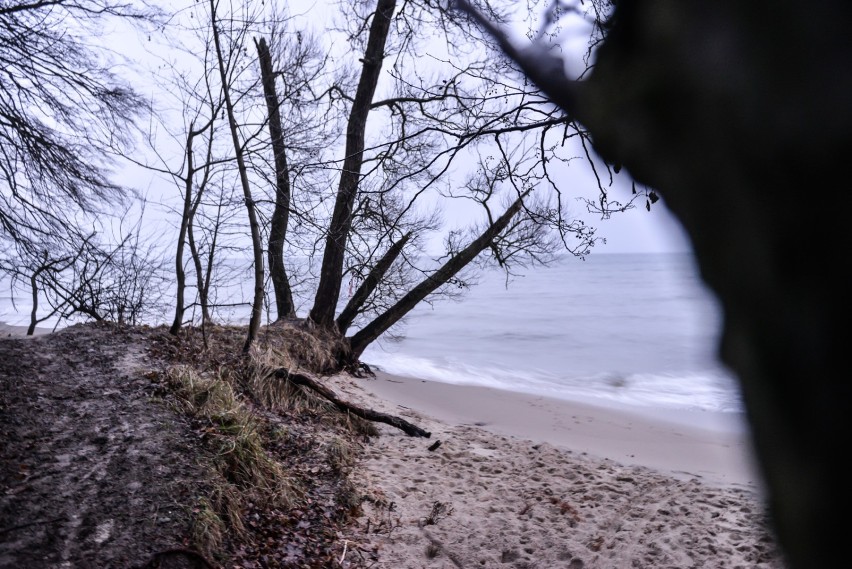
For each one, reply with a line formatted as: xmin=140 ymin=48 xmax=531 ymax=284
xmin=361 ymin=252 xmax=743 ymax=416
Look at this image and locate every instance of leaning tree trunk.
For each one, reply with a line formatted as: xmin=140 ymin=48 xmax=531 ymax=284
xmin=209 ymin=0 xmax=265 ymax=353
xmin=309 ymin=0 xmax=398 ymax=329
xmin=256 ymin=36 xmax=296 ymax=320
xmin=347 ymin=190 xmax=530 ymax=360
xmin=336 ymin=231 xmax=411 ymax=334
xmin=275 ymin=369 xmax=431 ymax=437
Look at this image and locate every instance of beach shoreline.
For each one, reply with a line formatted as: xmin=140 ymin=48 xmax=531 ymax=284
xmin=1 ymin=321 xmax=782 ymax=567
xmin=334 ymin=368 xmax=781 ymax=568
xmin=359 ymin=369 xmax=762 ymax=489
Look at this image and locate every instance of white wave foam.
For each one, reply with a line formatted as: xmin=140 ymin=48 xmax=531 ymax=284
xmin=362 ymin=349 xmax=743 ymax=414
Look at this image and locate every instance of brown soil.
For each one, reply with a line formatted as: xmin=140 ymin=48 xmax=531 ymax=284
xmin=0 ymin=322 xmax=374 ymax=569
xmin=0 ymin=323 xmax=209 ymax=568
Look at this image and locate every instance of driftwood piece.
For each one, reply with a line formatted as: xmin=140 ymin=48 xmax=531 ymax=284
xmin=274 ymin=369 xmax=431 ymax=438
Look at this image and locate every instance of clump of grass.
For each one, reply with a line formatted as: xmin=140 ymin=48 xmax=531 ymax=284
xmin=212 ymin=422 xmax=299 ymax=507
xmin=165 ymin=365 xmax=302 ymax=551
xmin=191 ymin=496 xmax=225 ymax=556
xmin=422 ymin=501 xmax=454 ymax=526
xmin=326 ymin=436 xmax=355 ymax=473
xmin=244 ymin=345 xmax=335 ymax=414
xmin=243 ymin=328 xmax=379 ymax=436
xmin=210 ymin=480 xmax=246 ymax=536
xmin=257 ymin=320 xmax=343 ymax=373
xmin=166 ymin=364 xmax=239 ymax=418
xmin=425 ymin=543 xmax=442 ymax=559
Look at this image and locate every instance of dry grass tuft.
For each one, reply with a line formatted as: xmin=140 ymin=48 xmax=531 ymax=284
xmin=244 ymin=345 xmax=336 ymax=414
xmin=242 ymin=323 xmax=378 ymax=436
xmin=152 ymin=321 xmax=378 ymax=564
xmin=210 ymin=480 xmax=246 ymax=536
xmin=257 ymin=320 xmax=343 ymax=373
xmin=191 ymin=496 xmax=225 ymax=556
xmin=166 ymin=365 xmax=239 ymax=418
xmin=326 ymin=436 xmax=356 ymax=473
xmin=165 ymin=365 xmax=302 ymax=552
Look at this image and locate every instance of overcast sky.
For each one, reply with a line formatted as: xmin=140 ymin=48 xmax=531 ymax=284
xmin=121 ymin=0 xmax=693 ymax=258
xmin=283 ymin=0 xmax=695 ymax=255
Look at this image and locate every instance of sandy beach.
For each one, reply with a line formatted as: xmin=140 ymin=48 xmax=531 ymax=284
xmin=334 ymin=371 xmax=784 ymax=568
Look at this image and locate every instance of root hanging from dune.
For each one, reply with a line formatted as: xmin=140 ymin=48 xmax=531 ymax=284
xmin=272 ymin=369 xmax=432 ymax=438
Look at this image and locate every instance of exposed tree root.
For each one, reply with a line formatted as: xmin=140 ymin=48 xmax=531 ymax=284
xmin=274 ymin=369 xmax=431 ymax=438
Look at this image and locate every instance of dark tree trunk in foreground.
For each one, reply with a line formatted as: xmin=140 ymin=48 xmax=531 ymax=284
xmin=309 ymin=0 xmax=397 ymax=329
xmin=458 ymin=2 xmax=852 ymax=568
xmin=209 ymin=0 xmax=265 ymax=352
xmin=255 ymin=36 xmax=296 ymax=320
xmin=347 ymin=190 xmax=530 ymax=360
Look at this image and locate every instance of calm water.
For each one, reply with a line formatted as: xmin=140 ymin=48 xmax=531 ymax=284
xmin=361 ymin=253 xmax=743 ymax=414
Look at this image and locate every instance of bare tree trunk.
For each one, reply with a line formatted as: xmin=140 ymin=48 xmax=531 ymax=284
xmin=209 ymin=0 xmax=265 ymax=352
xmin=187 ymin=138 xmax=219 ymax=328
xmin=347 ymin=191 xmax=530 ymax=360
xmin=27 ymin=268 xmax=42 ymax=336
xmin=309 ymin=0 xmax=397 ymax=329
xmin=255 ymin=36 xmax=296 ymax=320
xmin=187 ymin=206 xmax=212 ymax=326
xmin=336 ymin=231 xmax=411 ymax=334
xmin=169 ymin=126 xmax=197 ymax=335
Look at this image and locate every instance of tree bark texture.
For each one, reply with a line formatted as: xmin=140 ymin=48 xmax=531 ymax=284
xmin=256 ymin=36 xmax=296 ymax=320
xmin=555 ymin=3 xmax=851 ymax=567
xmin=309 ymin=0 xmax=398 ymax=328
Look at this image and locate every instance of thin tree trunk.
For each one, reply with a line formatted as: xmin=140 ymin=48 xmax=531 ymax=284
xmin=187 ymin=211 xmax=209 ymax=325
xmin=309 ymin=0 xmax=397 ymax=328
xmin=27 ymin=268 xmax=42 ymax=336
xmin=347 ymin=191 xmax=530 ymax=360
xmin=336 ymin=231 xmax=411 ymax=334
xmin=255 ymin=37 xmax=296 ymax=320
xmin=169 ymin=126 xmax=196 ymax=335
xmin=187 ymin=129 xmax=217 ymax=327
xmin=209 ymin=0 xmax=265 ymax=352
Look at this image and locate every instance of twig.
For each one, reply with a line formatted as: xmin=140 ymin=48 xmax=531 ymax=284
xmin=340 ymin=539 xmax=349 ymax=565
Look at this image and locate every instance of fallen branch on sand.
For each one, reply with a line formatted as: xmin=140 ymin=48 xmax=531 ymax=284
xmin=273 ymin=369 xmax=432 ymax=438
